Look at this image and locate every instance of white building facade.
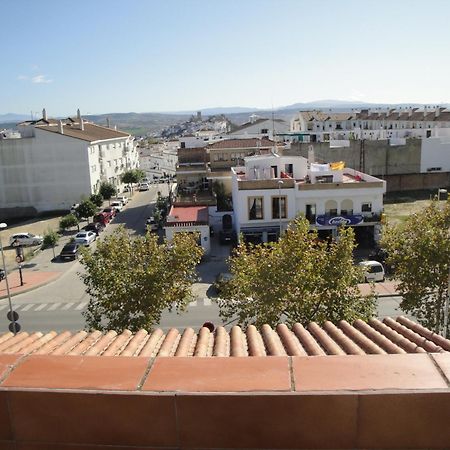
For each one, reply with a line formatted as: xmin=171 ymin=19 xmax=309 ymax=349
xmin=231 ymin=155 xmax=386 ymax=245
xmin=0 ymin=110 xmax=139 ymax=217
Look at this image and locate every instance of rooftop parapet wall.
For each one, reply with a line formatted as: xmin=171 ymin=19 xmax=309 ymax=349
xmin=0 ymin=353 xmax=449 ymax=448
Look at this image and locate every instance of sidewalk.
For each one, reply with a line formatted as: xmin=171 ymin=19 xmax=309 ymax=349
xmin=0 ymin=270 xmax=61 ymax=300
xmin=358 ymin=280 xmax=400 ymax=297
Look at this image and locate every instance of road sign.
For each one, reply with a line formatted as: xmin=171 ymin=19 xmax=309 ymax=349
xmin=8 ymin=322 xmax=20 ymax=333
xmin=7 ymin=310 xmax=19 ymax=322
xmin=16 ymin=255 xmax=24 ymax=263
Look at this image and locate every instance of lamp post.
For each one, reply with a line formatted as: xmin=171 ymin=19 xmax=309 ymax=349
xmin=0 ymin=223 xmax=17 ymax=334
xmin=277 ymin=180 xmax=284 ymax=238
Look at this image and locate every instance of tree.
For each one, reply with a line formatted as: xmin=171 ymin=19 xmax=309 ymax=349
xmin=213 ymin=181 xmax=232 ymax=211
xmin=59 ymin=214 xmax=80 ymax=232
xmin=42 ymin=228 xmax=60 ymax=259
xmin=218 ymin=217 xmax=375 ymax=328
xmin=77 ymin=200 xmax=97 ymax=223
xmin=99 ymin=182 xmax=117 ymax=204
xmin=79 ymin=226 xmax=204 ymax=332
xmin=89 ymin=193 xmax=104 ymax=208
xmin=381 ymin=200 xmax=450 ymax=336
xmin=121 ymin=169 xmax=145 ymax=193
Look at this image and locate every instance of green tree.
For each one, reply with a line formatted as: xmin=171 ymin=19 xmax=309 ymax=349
xmin=77 ymin=200 xmax=97 ymax=223
xmin=381 ymin=200 xmax=450 ymax=336
xmin=121 ymin=169 xmax=145 ymax=193
xmin=213 ymin=181 xmax=232 ymax=211
xmin=99 ymin=182 xmax=117 ymax=204
xmin=42 ymin=228 xmax=60 ymax=259
xmin=79 ymin=227 xmax=204 ymax=332
xmin=218 ymin=217 xmax=375 ymax=328
xmin=59 ymin=214 xmax=80 ymax=232
xmin=89 ymin=193 xmax=104 ymax=208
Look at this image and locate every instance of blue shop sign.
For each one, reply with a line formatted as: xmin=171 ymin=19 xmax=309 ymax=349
xmin=316 ymin=214 xmax=364 ymax=226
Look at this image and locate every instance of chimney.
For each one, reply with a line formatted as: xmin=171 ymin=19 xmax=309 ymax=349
xmin=435 ymin=107 xmax=441 ymax=118
xmin=107 ymin=117 xmax=111 ymax=128
xmin=58 ymin=120 xmax=64 ymax=135
xmin=80 ymin=118 xmax=85 ymax=131
xmin=42 ymin=108 xmax=47 ymax=120
xmin=77 ymin=108 xmax=81 ymax=122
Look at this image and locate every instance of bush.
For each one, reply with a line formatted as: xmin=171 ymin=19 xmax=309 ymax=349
xmin=59 ymin=214 xmax=79 ymax=232
xmin=89 ymin=193 xmax=104 ymax=207
xmin=42 ymin=229 xmax=60 ymax=259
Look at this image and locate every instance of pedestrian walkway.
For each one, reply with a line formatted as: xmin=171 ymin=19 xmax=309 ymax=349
xmin=0 ymin=300 xmax=89 ymax=313
xmin=0 ymin=270 xmax=61 ymax=300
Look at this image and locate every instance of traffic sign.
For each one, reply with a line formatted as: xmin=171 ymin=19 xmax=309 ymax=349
xmin=7 ymin=310 xmax=19 ymax=322
xmin=8 ymin=322 xmax=20 ymax=333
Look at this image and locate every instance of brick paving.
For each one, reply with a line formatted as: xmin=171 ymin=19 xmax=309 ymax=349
xmin=0 ymin=270 xmax=60 ymax=300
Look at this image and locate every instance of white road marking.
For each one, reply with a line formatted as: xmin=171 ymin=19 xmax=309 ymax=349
xmin=48 ymin=303 xmax=61 ymax=311
xmin=20 ymin=304 xmax=35 ymax=311
xmin=34 ymin=303 xmax=48 ymax=311
xmin=62 ymin=302 xmax=75 ymax=310
xmin=75 ymin=301 xmax=88 ymax=310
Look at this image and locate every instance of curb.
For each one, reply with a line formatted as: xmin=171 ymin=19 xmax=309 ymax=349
xmin=0 ymin=271 xmax=62 ymax=300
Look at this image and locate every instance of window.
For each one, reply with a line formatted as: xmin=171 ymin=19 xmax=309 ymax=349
xmin=248 ymin=197 xmax=263 ymax=220
xmin=362 ymin=203 xmax=372 ymax=212
xmin=261 ymin=128 xmax=268 ymax=134
xmin=272 ymin=196 xmax=287 ymax=219
xmin=305 ymin=204 xmax=316 ymax=223
xmin=108 ymin=161 xmax=112 ymax=167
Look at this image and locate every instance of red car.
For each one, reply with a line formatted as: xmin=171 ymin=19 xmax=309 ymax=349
xmin=102 ymin=207 xmax=116 ymax=218
xmin=94 ymin=212 xmax=111 ymax=226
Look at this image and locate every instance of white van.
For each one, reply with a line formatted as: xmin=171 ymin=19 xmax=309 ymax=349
xmin=359 ymin=260 xmax=385 ymax=283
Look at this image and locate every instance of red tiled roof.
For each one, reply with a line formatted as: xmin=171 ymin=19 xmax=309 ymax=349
xmin=208 ymin=138 xmax=278 ymax=149
xmin=167 ymin=205 xmax=208 ymax=224
xmin=0 ymin=316 xmax=447 ymax=357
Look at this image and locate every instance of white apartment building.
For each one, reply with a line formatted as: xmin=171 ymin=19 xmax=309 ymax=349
xmin=139 ymin=142 xmax=178 ymax=180
xmin=289 ymin=107 xmax=450 ymax=144
xmin=0 ymin=109 xmax=139 ymax=217
xmin=231 ymin=154 xmax=386 ymax=245
xmin=227 ymin=116 xmax=290 ymax=140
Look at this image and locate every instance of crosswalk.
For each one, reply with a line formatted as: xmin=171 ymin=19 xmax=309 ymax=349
xmin=0 ymin=298 xmax=215 ymax=314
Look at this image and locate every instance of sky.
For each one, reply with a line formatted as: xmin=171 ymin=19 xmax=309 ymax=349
xmin=1 ymin=0 xmax=450 ymax=116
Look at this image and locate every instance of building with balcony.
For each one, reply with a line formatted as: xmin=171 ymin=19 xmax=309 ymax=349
xmin=231 ymin=154 xmax=386 ymax=245
xmin=0 ymin=109 xmax=139 ymax=218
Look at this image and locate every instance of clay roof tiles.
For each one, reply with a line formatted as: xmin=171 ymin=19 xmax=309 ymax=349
xmin=0 ymin=316 xmax=448 ymax=358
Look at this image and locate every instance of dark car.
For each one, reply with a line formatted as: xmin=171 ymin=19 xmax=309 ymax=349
xmin=0 ymin=268 xmax=5 ymax=281
xmin=219 ymin=230 xmax=237 ymax=245
xmin=83 ymin=222 xmax=104 ymax=236
xmin=59 ymin=243 xmax=80 ymax=261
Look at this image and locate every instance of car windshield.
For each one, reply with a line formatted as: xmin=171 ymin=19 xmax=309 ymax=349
xmin=63 ymin=244 xmax=77 ymax=251
xmin=76 ymin=233 xmax=86 ymax=238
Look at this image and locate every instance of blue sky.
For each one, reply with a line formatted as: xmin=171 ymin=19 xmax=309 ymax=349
xmin=1 ymin=0 xmax=450 ymax=116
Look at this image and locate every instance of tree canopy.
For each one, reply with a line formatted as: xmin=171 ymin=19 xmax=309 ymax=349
xmin=99 ymin=182 xmax=117 ymax=202
xmin=121 ymin=169 xmax=145 ymax=186
xmin=76 ymin=200 xmax=97 ymax=222
xmin=59 ymin=214 xmax=79 ymax=232
xmin=79 ymin=227 xmax=204 ymax=332
xmin=218 ymin=217 xmax=375 ymax=328
xmin=381 ymin=200 xmax=450 ymax=336
xmin=89 ymin=193 xmax=104 ymax=207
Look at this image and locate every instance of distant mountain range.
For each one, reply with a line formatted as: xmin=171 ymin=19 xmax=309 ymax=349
xmin=2 ymin=100 xmax=449 ymax=135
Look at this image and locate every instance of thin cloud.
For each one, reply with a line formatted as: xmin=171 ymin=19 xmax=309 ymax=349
xmin=17 ymin=75 xmax=28 ymax=80
xmin=31 ymin=75 xmax=53 ymax=84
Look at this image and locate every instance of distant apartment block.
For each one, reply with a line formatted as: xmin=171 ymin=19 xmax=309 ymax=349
xmin=0 ymin=109 xmax=139 ymax=218
xmin=231 ymin=154 xmax=386 ymax=245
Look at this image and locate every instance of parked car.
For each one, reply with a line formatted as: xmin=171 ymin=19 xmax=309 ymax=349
xmin=74 ymin=231 xmax=97 ymax=246
xmin=59 ymin=243 xmax=80 ymax=261
xmin=110 ymin=201 xmax=123 ymax=213
xmin=138 ymin=183 xmax=150 ymax=191
xmin=114 ymin=196 xmax=129 ymax=205
xmin=0 ymin=268 xmax=5 ymax=281
xmin=93 ymin=212 xmax=111 ymax=226
xmin=102 ymin=207 xmax=116 ymax=218
xmin=9 ymin=232 xmax=43 ymax=247
xmin=145 ymin=216 xmax=158 ymax=232
xmin=219 ymin=230 xmax=237 ymax=245
xmin=359 ymin=260 xmax=385 ymax=282
xmin=83 ymin=222 xmax=104 ymax=236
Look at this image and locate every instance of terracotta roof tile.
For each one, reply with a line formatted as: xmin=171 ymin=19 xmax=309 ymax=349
xmin=0 ymin=317 xmax=447 ymax=358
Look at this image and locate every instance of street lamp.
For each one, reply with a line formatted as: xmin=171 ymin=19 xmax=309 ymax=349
xmin=438 ymin=188 xmax=447 ymax=201
xmin=277 ymin=180 xmax=284 ymax=238
xmin=0 ymin=223 xmax=18 ymax=334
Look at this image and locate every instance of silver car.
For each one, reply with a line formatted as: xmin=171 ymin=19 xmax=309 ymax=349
xmin=74 ymin=231 xmax=97 ymax=246
xmin=9 ymin=232 xmax=43 ymax=247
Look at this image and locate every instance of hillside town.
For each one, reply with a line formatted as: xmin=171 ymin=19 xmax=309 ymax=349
xmin=1 ymin=1 xmax=450 ymax=448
